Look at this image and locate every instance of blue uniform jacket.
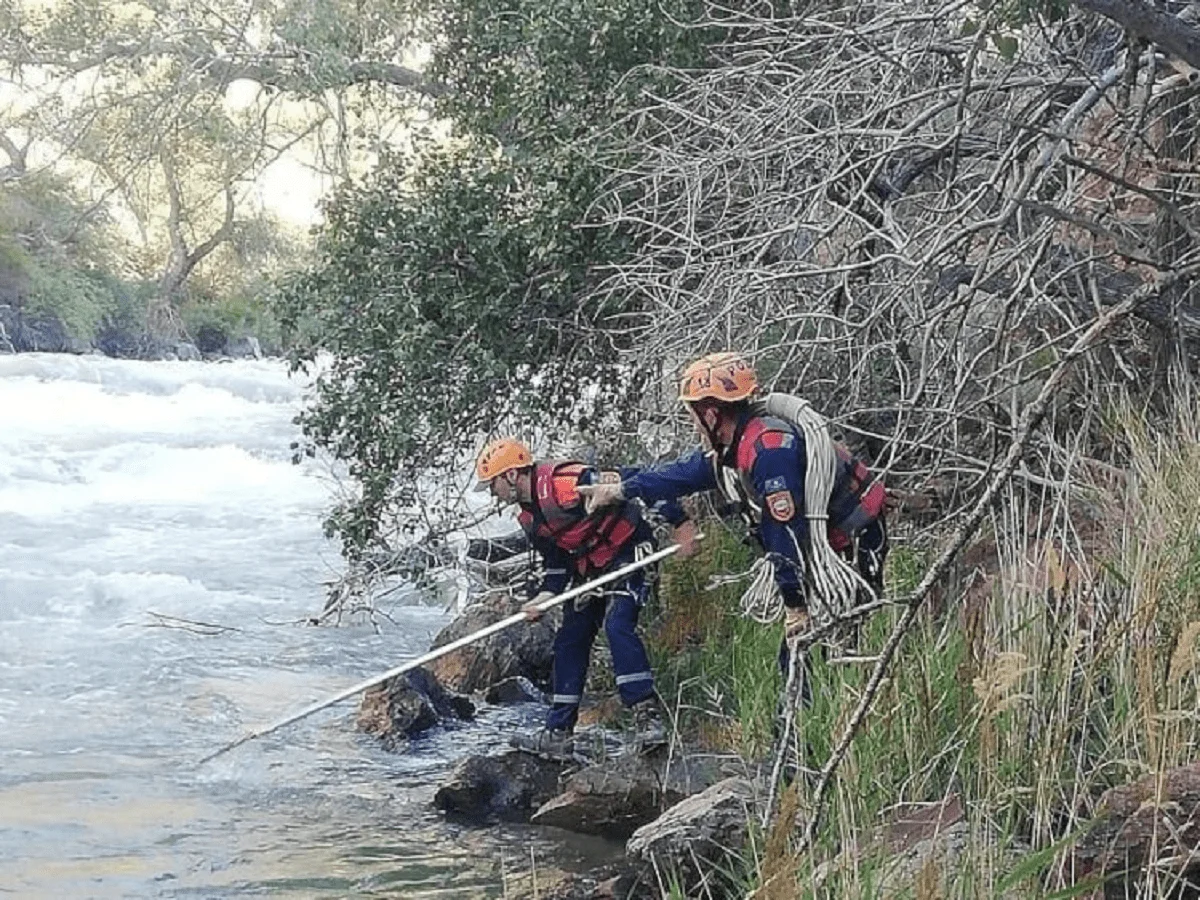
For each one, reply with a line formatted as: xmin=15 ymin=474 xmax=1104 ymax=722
xmin=619 ymin=413 xmax=811 ymax=609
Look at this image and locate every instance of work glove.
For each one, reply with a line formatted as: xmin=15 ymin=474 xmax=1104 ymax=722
xmin=523 ymin=590 xmax=556 ymax=622
xmin=576 ymin=480 xmax=624 ymax=515
xmin=672 ymin=519 xmax=700 ymax=558
xmin=784 ymin=605 xmax=811 ymax=639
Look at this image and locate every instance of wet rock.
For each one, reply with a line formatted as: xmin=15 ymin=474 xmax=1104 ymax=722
xmin=428 ymin=592 xmax=559 ymax=695
xmin=193 ymin=323 xmax=227 ymax=355
xmin=357 ymin=666 xmax=474 ymax=749
xmin=626 ymin=777 xmax=757 ymax=873
xmin=93 ymin=322 xmax=142 ymax=358
xmin=1072 ymin=760 xmax=1200 ymax=895
xmin=0 ymin=304 xmax=70 ymax=352
xmin=434 ymin=751 xmax=567 ymax=822
xmin=484 ymin=676 xmax=544 ymax=705
xmin=531 ymin=752 xmax=697 ymax=840
xmin=174 ymin=341 xmax=202 ymax=362
xmin=226 ymin=335 xmax=262 ymax=359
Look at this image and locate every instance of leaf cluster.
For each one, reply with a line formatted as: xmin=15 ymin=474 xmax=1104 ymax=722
xmin=277 ymin=0 xmax=710 ymax=557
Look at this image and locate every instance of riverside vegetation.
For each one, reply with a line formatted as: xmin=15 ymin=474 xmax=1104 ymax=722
xmin=8 ymin=0 xmax=1200 ymax=894
xmin=627 ymin=399 xmax=1200 ymax=897
xmin=278 ymin=0 xmax=1200 ymax=894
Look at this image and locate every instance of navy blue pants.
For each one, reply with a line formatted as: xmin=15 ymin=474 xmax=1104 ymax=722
xmin=545 ymin=560 xmax=655 ymax=732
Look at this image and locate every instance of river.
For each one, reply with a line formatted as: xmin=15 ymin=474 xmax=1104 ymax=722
xmin=0 ymin=353 xmax=610 ymax=899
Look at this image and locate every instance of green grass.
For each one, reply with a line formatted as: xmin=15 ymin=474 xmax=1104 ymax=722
xmin=628 ymin=399 xmax=1200 ymax=899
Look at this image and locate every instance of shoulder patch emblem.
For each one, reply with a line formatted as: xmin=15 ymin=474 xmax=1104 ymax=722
xmin=759 ymin=431 xmax=795 ymax=451
xmin=766 ymin=490 xmax=796 ymax=522
xmin=764 ymin=476 xmax=788 ymax=493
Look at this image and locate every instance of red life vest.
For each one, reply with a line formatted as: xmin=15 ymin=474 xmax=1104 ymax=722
xmin=517 ymin=461 xmax=641 ymax=576
xmin=715 ymin=415 xmax=885 ymax=550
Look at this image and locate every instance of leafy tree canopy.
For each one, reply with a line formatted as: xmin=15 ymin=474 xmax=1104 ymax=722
xmin=277 ymin=0 xmax=709 ymax=558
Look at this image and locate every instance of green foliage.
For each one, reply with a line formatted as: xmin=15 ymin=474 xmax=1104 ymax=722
xmin=277 ymin=0 xmax=710 ymax=555
xmin=0 ymin=169 xmax=144 ymax=338
xmin=649 ymin=525 xmax=780 ymax=757
xmin=427 ymin=0 xmax=710 ymax=149
xmin=276 ymin=139 xmax=639 ymax=551
xmin=26 ymin=261 xmax=144 ymax=338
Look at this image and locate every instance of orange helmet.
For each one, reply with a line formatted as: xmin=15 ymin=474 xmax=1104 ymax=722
xmin=473 ymin=438 xmax=533 ymax=491
xmin=678 ymin=352 xmax=758 ymax=403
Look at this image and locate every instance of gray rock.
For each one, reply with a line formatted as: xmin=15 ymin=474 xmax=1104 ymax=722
xmin=484 ymin=676 xmax=544 ymax=704
xmin=538 ymin=864 xmax=654 ymax=900
xmin=356 ymin=666 xmax=474 ymax=749
xmin=174 ymin=341 xmax=202 ymax=362
xmin=428 ymin=593 xmax=560 ymax=694
xmin=434 ymin=751 xmax=567 ymax=822
xmin=1072 ymin=760 xmax=1200 ymax=895
xmin=531 ymin=752 xmax=692 ymax=839
xmin=626 ymin=777 xmax=757 ymax=871
xmin=226 ymin=335 xmax=262 ymax=359
xmin=0 ymin=304 xmax=69 ymax=352
xmin=878 ymin=820 xmax=970 ymax=897
xmin=529 ymin=748 xmax=726 ymax=840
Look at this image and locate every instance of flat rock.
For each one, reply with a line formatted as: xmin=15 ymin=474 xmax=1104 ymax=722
xmin=626 ymin=777 xmax=757 ymax=871
xmin=532 ymin=750 xmax=725 ymax=840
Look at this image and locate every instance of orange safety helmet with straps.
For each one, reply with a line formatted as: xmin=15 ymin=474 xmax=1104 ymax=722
xmin=678 ymin=352 xmax=758 ymax=404
xmin=517 ymin=461 xmax=641 ymax=576
xmin=474 ymin=438 xmax=534 ymax=491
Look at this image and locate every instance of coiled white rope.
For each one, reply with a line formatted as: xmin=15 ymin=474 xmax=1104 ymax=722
xmin=728 ymin=393 xmax=873 ymax=628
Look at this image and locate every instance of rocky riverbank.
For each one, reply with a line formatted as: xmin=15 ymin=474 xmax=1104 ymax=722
xmin=352 ymin=546 xmax=761 ymax=898
xmin=0 ymin=303 xmax=267 ymax=361
xmin=349 ymin=521 xmax=1200 ymax=899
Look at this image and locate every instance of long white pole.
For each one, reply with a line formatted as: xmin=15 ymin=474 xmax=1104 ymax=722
xmin=198 ymin=543 xmax=680 ymax=765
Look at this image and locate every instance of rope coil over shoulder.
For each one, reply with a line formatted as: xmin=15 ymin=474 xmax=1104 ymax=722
xmin=731 ymin=393 xmax=873 ymax=628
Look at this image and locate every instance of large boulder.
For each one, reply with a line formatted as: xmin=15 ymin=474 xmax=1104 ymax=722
xmin=531 ymin=750 xmax=721 ymax=840
xmin=193 ymin=323 xmax=228 ymax=355
xmin=427 ymin=592 xmax=559 ymax=695
xmin=0 ymin=304 xmax=70 ymax=352
xmin=434 ymin=751 xmax=567 ymax=822
xmin=356 ymin=666 xmax=474 ymax=750
xmin=173 ymin=341 xmax=202 ymax=362
xmin=1072 ymin=760 xmax=1200 ymax=896
xmin=626 ymin=777 xmax=757 ymax=874
xmin=226 ymin=335 xmax=263 ymax=359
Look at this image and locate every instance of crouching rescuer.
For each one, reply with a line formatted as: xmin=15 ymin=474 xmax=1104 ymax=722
xmin=578 ymin=352 xmax=889 ymax=687
xmin=473 ymin=438 xmax=687 ymax=758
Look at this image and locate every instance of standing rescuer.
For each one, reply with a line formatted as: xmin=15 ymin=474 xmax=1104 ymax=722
xmin=578 ymin=352 xmax=888 ymax=669
xmin=474 ymin=438 xmax=694 ymax=758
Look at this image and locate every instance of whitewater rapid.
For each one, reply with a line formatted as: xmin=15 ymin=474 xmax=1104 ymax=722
xmin=0 ymin=353 xmax=600 ymax=899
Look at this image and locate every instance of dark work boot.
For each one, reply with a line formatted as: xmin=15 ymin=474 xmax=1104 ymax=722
xmin=630 ymin=696 xmax=667 ymax=753
xmin=510 ymin=727 xmax=575 ymax=760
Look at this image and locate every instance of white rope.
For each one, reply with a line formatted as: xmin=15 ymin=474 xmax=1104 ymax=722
xmin=740 ymin=393 xmax=872 ymax=627
xmin=738 ymin=555 xmax=781 ymax=624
